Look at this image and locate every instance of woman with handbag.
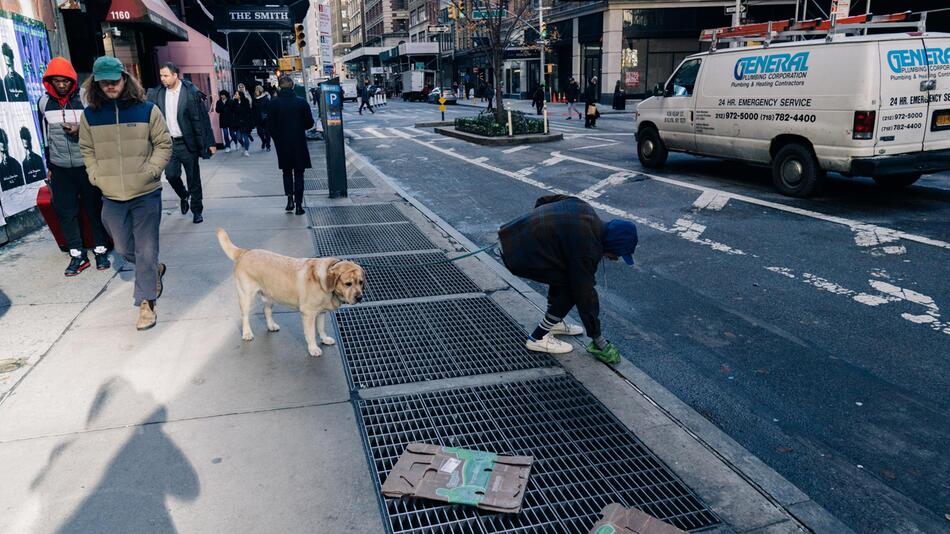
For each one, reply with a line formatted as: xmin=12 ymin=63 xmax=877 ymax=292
xmin=584 ymin=76 xmax=599 ymax=129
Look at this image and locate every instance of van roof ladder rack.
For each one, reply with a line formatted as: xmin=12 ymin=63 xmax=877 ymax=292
xmin=701 ymin=11 xmax=925 ymax=51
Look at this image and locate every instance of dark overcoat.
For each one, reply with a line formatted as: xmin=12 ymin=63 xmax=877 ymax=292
xmin=267 ymin=87 xmax=315 ymax=170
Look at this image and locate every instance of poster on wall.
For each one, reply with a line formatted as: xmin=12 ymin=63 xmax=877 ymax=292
xmin=0 ymin=11 xmax=50 ymax=223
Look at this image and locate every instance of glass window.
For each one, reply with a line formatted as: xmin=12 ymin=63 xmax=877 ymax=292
xmin=668 ymin=58 xmax=700 ymax=97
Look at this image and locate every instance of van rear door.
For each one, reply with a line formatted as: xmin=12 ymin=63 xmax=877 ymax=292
xmin=877 ymin=39 xmax=928 ymax=155
xmin=923 ymin=37 xmax=950 ymax=152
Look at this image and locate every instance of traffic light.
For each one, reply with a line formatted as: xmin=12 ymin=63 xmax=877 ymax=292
xmin=540 ymin=22 xmax=547 ymax=39
xmin=294 ymin=23 xmax=306 ymax=51
xmin=447 ymin=4 xmax=456 ymax=19
xmin=545 ymin=63 xmax=553 ymax=74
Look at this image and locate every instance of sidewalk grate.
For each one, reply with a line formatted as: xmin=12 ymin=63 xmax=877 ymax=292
xmin=359 ymin=252 xmax=481 ymax=302
xmin=312 ymin=222 xmax=438 ymax=256
xmin=359 ymin=376 xmax=720 ymax=533
xmin=335 ymin=296 xmax=556 ymax=389
xmin=305 ymin=176 xmax=374 ymax=190
xmin=308 ymin=204 xmax=409 ymax=227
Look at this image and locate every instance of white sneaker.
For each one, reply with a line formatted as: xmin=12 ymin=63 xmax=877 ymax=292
xmin=243 ymin=150 xmax=250 ymax=157
xmin=525 ymin=333 xmax=573 ymax=354
xmin=549 ymin=321 xmax=583 ymax=336
xmin=224 ymin=147 xmax=231 ymax=153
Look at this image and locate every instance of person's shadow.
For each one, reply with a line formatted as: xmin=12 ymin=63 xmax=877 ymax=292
xmin=44 ymin=377 xmax=200 ymax=534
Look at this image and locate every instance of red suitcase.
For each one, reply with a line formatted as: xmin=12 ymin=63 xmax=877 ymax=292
xmin=36 ymin=184 xmax=111 ymax=252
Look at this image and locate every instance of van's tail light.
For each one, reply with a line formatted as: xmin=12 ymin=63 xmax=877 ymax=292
xmin=853 ymin=111 xmax=876 ymax=140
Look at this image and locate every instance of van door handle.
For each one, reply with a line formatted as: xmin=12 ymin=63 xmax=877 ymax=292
xmin=690 ymin=111 xmax=694 ymax=121
xmin=921 ymin=79 xmax=936 ymax=92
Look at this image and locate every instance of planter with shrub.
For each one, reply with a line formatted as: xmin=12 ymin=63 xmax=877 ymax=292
xmin=454 ymin=110 xmax=546 ymax=137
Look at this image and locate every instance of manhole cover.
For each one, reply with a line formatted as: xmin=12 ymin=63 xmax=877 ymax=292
xmin=308 ymin=204 xmax=408 ymax=227
xmin=335 ymin=296 xmax=556 ymax=389
xmin=359 ymin=252 xmax=481 ymax=302
xmin=312 ymin=222 xmax=438 ymax=256
xmin=359 ymin=376 xmax=720 ymax=533
xmin=304 ymin=176 xmax=374 ymax=191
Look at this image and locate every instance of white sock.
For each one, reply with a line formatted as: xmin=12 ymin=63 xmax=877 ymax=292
xmin=69 ymin=249 xmax=82 ymax=257
xmin=93 ymin=246 xmax=107 ymax=254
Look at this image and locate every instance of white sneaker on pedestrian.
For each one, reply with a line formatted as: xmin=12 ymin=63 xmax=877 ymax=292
xmin=225 ymin=147 xmax=231 ymax=153
xmin=243 ymin=150 xmax=250 ymax=157
xmin=549 ymin=321 xmax=583 ymax=336
xmin=525 ymin=333 xmax=573 ymax=354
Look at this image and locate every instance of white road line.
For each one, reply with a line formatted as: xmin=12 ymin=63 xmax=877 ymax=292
xmin=571 ymin=142 xmax=619 ymax=151
xmin=692 ymin=190 xmax=730 ymax=211
xmin=552 ymin=152 xmax=950 ymax=252
xmin=564 ymin=133 xmax=638 ymax=137
xmin=502 ymin=145 xmax=530 ymax=154
xmin=347 ymin=130 xmax=365 ymax=139
xmin=363 ymin=128 xmax=388 ymax=138
xmin=578 ymin=171 xmax=635 ymax=200
xmin=387 ymin=128 xmax=743 ymax=256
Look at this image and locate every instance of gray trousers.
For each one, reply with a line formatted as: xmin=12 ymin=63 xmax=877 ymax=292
xmin=100 ymin=189 xmax=162 ymax=305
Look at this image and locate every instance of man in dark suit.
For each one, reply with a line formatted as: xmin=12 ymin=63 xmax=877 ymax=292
xmin=147 ymin=62 xmax=215 ymax=223
xmin=0 ymin=127 xmax=24 ymax=191
xmin=19 ymin=126 xmax=45 ymax=183
xmin=2 ymin=43 xmax=27 ymax=102
xmin=267 ymin=76 xmax=314 ymax=215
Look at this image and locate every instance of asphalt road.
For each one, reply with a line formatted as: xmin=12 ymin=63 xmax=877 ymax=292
xmin=336 ymin=98 xmax=950 ymax=533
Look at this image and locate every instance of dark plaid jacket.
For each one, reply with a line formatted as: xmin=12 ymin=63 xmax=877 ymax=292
xmin=498 ymin=195 xmax=604 ymax=337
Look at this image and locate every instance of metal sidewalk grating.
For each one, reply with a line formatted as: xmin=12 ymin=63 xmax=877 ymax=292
xmin=358 ymin=376 xmax=720 ymax=533
xmin=335 ymin=296 xmax=557 ymax=389
xmin=312 ymin=222 xmax=438 ymax=256
xmin=308 ymin=204 xmax=409 ymax=227
xmin=305 ymin=176 xmax=374 ymax=190
xmin=359 ymin=252 xmax=482 ymax=302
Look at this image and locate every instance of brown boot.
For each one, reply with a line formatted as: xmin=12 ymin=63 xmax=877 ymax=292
xmin=136 ymin=300 xmax=157 ymax=330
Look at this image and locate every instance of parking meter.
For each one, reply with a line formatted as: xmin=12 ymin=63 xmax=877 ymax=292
xmin=319 ymin=81 xmax=347 ymax=198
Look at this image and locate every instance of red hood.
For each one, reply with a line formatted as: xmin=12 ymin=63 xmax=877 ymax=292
xmin=43 ymin=57 xmax=78 ymax=106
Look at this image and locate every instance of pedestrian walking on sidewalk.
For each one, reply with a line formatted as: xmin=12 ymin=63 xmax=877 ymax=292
xmin=38 ymin=56 xmax=110 ymax=276
xmin=215 ymin=90 xmax=235 ymax=152
xmin=231 ymin=89 xmax=252 ymax=156
xmin=498 ymin=194 xmax=638 ymax=364
xmin=148 ymin=62 xmax=216 ymax=225
xmin=565 ymin=78 xmax=581 ymax=120
xmin=79 ymin=56 xmax=172 ymax=331
xmin=253 ymin=85 xmax=271 ymax=151
xmin=612 ymin=80 xmax=625 ymax=111
xmin=238 ymin=83 xmax=255 ymax=144
xmin=267 ymin=76 xmax=314 ymax=216
xmin=358 ymin=79 xmax=375 ymax=115
xmin=584 ymin=76 xmax=599 ymax=129
xmin=532 ymin=84 xmax=545 ymax=115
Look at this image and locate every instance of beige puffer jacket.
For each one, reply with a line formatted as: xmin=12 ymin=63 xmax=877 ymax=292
xmin=79 ymin=99 xmax=172 ymax=201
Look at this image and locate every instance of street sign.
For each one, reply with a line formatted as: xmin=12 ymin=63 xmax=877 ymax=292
xmin=472 ymin=9 xmax=504 ymax=19
xmin=439 ymin=104 xmax=446 ymax=112
xmin=428 ymin=25 xmax=451 ymax=33
xmin=438 ymin=97 xmax=446 ymax=104
xmin=725 ymin=5 xmax=746 ymax=15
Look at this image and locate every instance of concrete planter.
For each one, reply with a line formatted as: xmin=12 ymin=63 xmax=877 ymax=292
xmin=434 ymin=127 xmax=563 ymax=146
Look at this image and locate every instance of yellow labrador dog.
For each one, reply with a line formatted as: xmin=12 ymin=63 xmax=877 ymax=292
xmin=216 ymin=228 xmax=365 ymax=357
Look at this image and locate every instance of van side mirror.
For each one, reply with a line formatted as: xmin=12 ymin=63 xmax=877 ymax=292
xmin=652 ymin=83 xmax=663 ymax=97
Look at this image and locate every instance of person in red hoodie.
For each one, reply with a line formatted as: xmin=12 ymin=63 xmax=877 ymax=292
xmin=38 ymin=57 xmax=110 ymax=276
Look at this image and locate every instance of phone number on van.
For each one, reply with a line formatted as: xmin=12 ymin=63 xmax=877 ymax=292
xmin=714 ymin=111 xmax=817 ymax=123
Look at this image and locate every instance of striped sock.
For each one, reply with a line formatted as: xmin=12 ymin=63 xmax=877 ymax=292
xmin=529 ymin=314 xmax=562 ymax=341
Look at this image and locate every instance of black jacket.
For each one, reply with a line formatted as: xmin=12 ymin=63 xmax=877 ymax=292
xmin=229 ymin=97 xmax=253 ymax=132
xmin=532 ymin=86 xmax=545 ymax=105
xmin=267 ymin=88 xmax=315 ymax=170
xmin=584 ymin=82 xmax=599 ymax=105
xmin=566 ymin=82 xmax=579 ymax=103
xmin=148 ymin=80 xmax=215 ymax=154
xmin=253 ymin=94 xmax=270 ymax=127
xmin=215 ymin=98 xmax=233 ymax=128
xmin=498 ymin=195 xmax=605 ymax=338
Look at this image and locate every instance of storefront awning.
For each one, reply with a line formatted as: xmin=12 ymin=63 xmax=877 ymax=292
xmin=105 ymin=0 xmax=188 ymax=41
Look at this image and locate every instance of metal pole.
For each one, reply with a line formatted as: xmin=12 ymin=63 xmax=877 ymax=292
xmin=225 ymin=31 xmax=235 ymax=91
xmin=539 ymin=0 xmax=545 ymax=100
xmin=733 ymin=0 xmax=742 ymax=26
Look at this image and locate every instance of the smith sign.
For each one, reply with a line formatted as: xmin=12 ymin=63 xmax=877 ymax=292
xmin=218 ymin=6 xmax=293 ymax=31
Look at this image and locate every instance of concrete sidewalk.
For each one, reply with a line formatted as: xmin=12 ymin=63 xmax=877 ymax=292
xmin=0 ymin=138 xmax=847 ymax=533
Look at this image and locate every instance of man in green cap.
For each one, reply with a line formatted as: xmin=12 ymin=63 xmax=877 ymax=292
xmin=79 ymin=56 xmax=172 ymax=330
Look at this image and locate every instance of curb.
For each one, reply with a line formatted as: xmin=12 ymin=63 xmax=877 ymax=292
xmin=434 ymin=127 xmax=563 ymax=146
xmin=343 ymin=145 xmax=854 ymax=534
xmin=414 ymin=121 xmax=454 ymax=128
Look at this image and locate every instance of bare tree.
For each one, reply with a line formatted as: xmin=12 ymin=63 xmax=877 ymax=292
xmin=450 ymin=0 xmax=535 ymax=123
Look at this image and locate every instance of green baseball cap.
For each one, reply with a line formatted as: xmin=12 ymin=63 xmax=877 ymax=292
xmin=92 ymin=56 xmax=125 ymax=81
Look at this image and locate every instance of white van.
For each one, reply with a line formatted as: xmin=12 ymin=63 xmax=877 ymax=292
xmin=635 ymin=27 xmax=950 ymax=197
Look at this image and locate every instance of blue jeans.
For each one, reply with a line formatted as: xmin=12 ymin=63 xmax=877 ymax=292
xmin=221 ymin=127 xmax=232 ymax=147
xmin=233 ymin=129 xmax=249 ymax=150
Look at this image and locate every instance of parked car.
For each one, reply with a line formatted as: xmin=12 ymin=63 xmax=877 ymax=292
xmin=426 ymin=87 xmax=457 ymax=104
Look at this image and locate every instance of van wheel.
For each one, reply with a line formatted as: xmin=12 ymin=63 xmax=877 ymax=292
xmin=772 ymin=143 xmax=824 ymax=198
xmin=872 ymin=173 xmax=921 ymax=189
xmin=638 ymin=127 xmax=668 ymax=169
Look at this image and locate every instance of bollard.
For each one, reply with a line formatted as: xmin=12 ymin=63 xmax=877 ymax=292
xmin=543 ymin=106 xmax=549 ymax=134
xmin=507 ymin=107 xmax=513 ymax=137
xmin=381 ymin=92 xmax=387 ymax=106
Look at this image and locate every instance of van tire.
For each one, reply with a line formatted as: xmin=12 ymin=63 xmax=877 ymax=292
xmin=772 ymin=143 xmax=823 ymax=197
xmin=638 ymin=127 xmax=668 ymax=169
xmin=872 ymin=173 xmax=921 ymax=189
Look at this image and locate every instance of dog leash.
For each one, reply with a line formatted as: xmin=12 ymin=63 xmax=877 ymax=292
xmin=381 ymin=242 xmax=499 ymax=269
